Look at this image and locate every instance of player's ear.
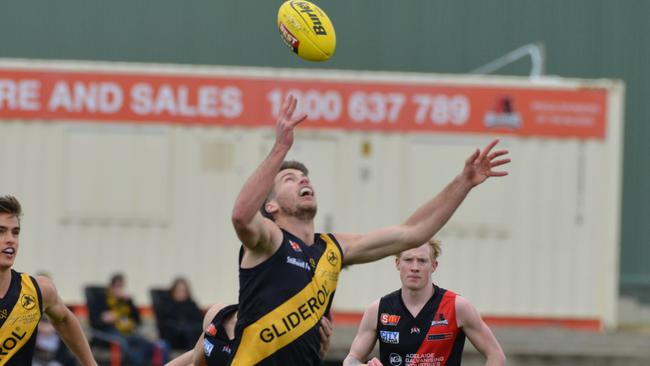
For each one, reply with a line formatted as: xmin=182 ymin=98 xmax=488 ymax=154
xmin=395 ymin=255 xmax=400 ymax=270
xmin=432 ymin=259 xmax=439 ymax=272
xmin=265 ymin=201 xmax=279 ymax=216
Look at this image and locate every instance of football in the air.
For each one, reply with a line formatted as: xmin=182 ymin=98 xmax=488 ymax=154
xmin=277 ymin=0 xmax=336 ymax=62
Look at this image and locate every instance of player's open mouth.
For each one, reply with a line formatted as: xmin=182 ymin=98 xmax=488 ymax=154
xmin=1 ymin=248 xmax=15 ymax=255
xmin=299 ymin=187 xmax=313 ymax=197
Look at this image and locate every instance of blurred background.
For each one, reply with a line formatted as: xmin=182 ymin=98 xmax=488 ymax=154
xmin=1 ymin=0 xmax=649 ymax=365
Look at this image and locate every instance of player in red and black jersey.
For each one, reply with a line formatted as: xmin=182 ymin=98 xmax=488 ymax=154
xmin=344 ymin=238 xmax=505 ymax=366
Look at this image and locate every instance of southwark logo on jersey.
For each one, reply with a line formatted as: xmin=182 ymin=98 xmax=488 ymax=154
xmin=431 ymin=313 xmax=448 ymax=326
xmin=380 ymin=313 xmax=401 ymax=326
xmin=410 ymin=326 xmax=421 ymax=334
xmin=380 ymin=330 xmax=400 ymax=344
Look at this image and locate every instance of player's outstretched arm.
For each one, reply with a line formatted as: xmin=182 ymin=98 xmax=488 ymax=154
xmin=343 ymin=300 xmax=381 ymax=366
xmin=456 ymin=296 xmax=506 ymax=366
xmin=165 ymin=350 xmax=193 ymax=366
xmin=231 ymin=94 xmax=307 ymax=252
xmin=339 ymin=139 xmax=510 ymax=265
xmin=37 ymin=276 xmax=97 ymax=366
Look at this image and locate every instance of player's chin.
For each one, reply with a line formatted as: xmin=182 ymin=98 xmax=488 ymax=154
xmin=0 ymin=259 xmax=14 ymax=269
xmin=405 ymin=280 xmax=426 ymax=290
xmin=296 ymin=203 xmax=317 ymax=218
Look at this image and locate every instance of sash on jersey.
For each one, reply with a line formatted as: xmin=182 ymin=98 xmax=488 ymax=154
xmin=0 ymin=273 xmax=42 ymax=363
xmin=231 ymin=234 xmax=341 ymax=365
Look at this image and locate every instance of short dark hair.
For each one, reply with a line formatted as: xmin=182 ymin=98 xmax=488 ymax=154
xmin=260 ymin=161 xmax=309 ymax=220
xmin=0 ymin=195 xmax=22 ymax=218
xmin=110 ymin=273 xmax=125 ymax=287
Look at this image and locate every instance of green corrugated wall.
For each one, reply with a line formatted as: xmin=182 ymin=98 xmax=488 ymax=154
xmin=1 ymin=0 xmax=648 ymax=290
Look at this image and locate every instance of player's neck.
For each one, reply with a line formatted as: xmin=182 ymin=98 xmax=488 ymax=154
xmin=0 ymin=268 xmax=12 ymax=298
xmin=401 ymin=283 xmax=435 ymax=310
xmin=277 ymin=217 xmax=315 ymax=245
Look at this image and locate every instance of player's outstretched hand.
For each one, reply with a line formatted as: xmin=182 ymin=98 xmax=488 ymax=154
xmin=365 ymin=357 xmax=384 ymax=366
xmin=275 ymin=94 xmax=308 ymax=150
xmin=461 ymin=139 xmax=510 ymax=187
xmin=319 ymin=316 xmax=333 ymax=357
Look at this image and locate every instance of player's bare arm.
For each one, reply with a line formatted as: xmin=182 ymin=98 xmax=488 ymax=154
xmin=231 ymin=94 xmax=307 ymax=256
xmin=37 ymin=275 xmax=97 ymax=366
xmin=343 ymin=300 xmax=381 ymax=366
xmin=456 ymin=296 xmax=506 ymax=366
xmin=165 ymin=303 xmax=225 ymax=366
xmin=191 ymin=303 xmax=226 ymax=366
xmin=164 ymin=349 xmax=193 ymax=366
xmin=339 ymin=139 xmax=510 ymax=265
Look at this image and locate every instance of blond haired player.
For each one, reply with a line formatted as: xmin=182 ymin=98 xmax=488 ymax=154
xmin=0 ymin=195 xmax=97 ymax=365
xmin=229 ymin=95 xmax=510 ymax=365
xmin=344 ymin=239 xmax=505 ymax=366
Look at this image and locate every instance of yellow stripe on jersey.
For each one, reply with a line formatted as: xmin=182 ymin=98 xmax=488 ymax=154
xmin=0 ymin=273 xmax=42 ymax=363
xmin=231 ymin=234 xmax=342 ymax=366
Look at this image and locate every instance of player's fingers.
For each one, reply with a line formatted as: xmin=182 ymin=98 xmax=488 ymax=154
xmin=480 ymin=139 xmax=500 ymax=160
xmin=280 ymin=94 xmax=292 ymax=119
xmin=320 ymin=317 xmax=332 ymax=336
xmin=488 ymin=149 xmax=509 ymax=160
xmin=287 ymin=94 xmax=298 ymax=118
xmin=465 ymin=148 xmax=480 ymax=165
xmin=490 ymin=171 xmax=509 ymax=177
xmin=490 ymin=158 xmax=511 ymax=168
xmin=291 ymin=113 xmax=308 ymax=127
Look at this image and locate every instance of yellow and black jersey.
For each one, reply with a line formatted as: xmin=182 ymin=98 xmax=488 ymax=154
xmin=230 ymin=230 xmax=343 ymax=366
xmin=0 ymin=270 xmax=43 ymax=366
xmin=203 ymin=304 xmax=238 ymax=366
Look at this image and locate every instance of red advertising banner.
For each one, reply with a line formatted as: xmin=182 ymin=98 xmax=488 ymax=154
xmin=0 ymin=68 xmax=607 ymax=139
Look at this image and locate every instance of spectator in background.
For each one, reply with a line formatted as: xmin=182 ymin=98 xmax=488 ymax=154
xmin=91 ymin=273 xmax=168 ymax=366
xmin=158 ymin=277 xmax=203 ymax=350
